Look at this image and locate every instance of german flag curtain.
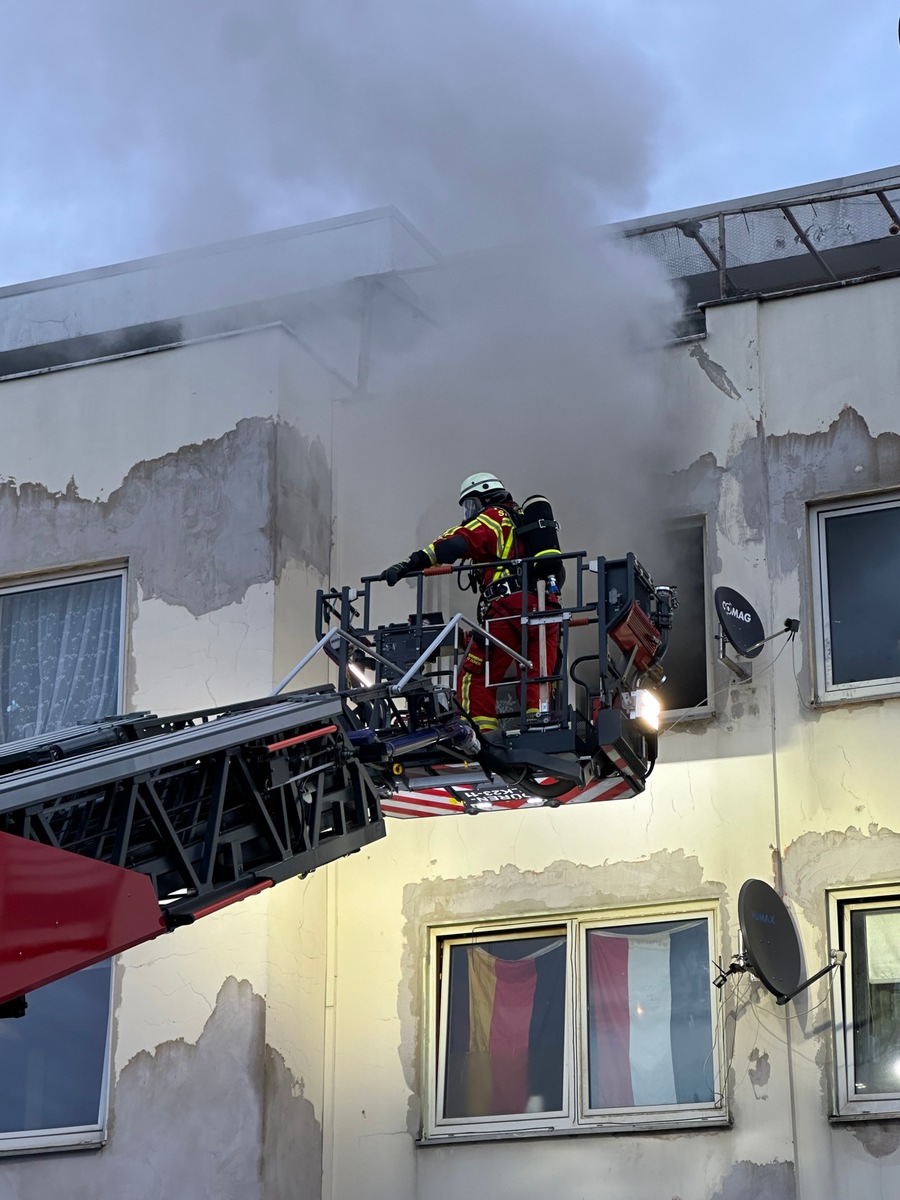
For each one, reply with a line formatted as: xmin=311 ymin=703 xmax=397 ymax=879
xmin=587 ymin=920 xmax=713 ymax=1109
xmin=443 ymin=936 xmax=566 ymax=1118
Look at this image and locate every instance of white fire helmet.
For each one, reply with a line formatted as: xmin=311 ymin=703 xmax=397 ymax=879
xmin=458 ymin=472 xmax=506 ymax=505
xmin=458 ymin=472 xmax=507 ymax=521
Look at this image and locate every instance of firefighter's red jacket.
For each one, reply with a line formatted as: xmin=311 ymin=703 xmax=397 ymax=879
xmin=424 ymin=505 xmax=521 ymax=586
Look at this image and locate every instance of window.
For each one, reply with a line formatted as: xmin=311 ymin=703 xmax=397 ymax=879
xmin=426 ymin=902 xmax=725 ymax=1140
xmin=655 ymin=521 xmax=710 ymax=716
xmin=829 ymin=884 xmax=900 ymax=1119
xmin=0 ymin=571 xmax=124 ymax=741
xmin=0 ymin=962 xmax=114 ymax=1153
xmin=0 ymin=568 xmax=125 ymax=1154
xmin=810 ymin=494 xmax=900 ymax=703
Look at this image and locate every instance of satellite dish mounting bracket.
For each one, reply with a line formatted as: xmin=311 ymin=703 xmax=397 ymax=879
xmin=717 ymin=633 xmax=752 ymax=680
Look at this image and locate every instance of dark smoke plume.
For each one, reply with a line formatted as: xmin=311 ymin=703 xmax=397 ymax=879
xmin=3 ymin=0 xmax=695 ymax=567
xmin=2 ymin=0 xmax=669 ymax=278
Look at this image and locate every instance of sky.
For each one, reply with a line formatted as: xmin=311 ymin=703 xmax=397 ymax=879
xmin=0 ymin=1 xmax=898 ymax=284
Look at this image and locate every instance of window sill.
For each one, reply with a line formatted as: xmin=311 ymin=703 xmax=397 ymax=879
xmin=660 ymin=707 xmax=717 ymax=731
xmin=419 ymin=1111 xmax=731 ymax=1145
xmin=829 ymin=1109 xmax=900 ymax=1124
xmin=0 ymin=1129 xmax=105 ymax=1157
xmin=812 ymin=688 xmax=900 ymax=710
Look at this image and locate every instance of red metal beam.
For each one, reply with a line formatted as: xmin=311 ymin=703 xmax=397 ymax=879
xmin=0 ymin=832 xmax=167 ymax=1006
xmin=267 ymin=724 xmax=338 ymax=752
xmin=190 ymin=880 xmax=273 ymax=920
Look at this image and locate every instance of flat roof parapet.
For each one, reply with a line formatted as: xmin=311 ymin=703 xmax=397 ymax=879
xmin=0 ymin=208 xmax=441 ymax=375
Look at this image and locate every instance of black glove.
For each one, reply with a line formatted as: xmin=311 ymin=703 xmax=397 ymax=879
xmin=382 ymin=560 xmax=411 ymax=587
xmin=380 ymin=550 xmax=430 ymax=587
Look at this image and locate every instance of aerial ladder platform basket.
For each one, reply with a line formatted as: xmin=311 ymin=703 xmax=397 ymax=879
xmin=0 ymin=550 xmax=675 ymax=1013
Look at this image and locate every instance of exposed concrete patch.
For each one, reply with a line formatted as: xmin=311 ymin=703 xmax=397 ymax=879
xmin=709 ymin=1159 xmax=796 ymax=1200
xmin=0 ymin=417 xmax=331 ymax=618
xmin=748 ymin=1048 xmax=771 ymax=1091
xmin=674 ymin=406 xmax=900 ymax=587
xmin=398 ymin=851 xmax=721 ymax=1136
xmin=689 ymin=342 xmax=743 ymax=402
xmin=0 ymin=977 xmax=321 ymax=1199
xmin=783 ymin=824 xmax=900 ymax=930
xmin=262 ymin=1044 xmax=323 ymax=1200
xmin=274 ymin=421 xmax=332 ymax=581
xmin=0 ymin=977 xmax=266 ymax=1200
xmin=846 ymin=1122 xmax=900 ymax=1158
xmin=761 ymin=406 xmax=900 ymax=580
xmin=669 ymin=406 xmax=900 ymax=716
xmin=667 ymin=451 xmax=725 ymax=574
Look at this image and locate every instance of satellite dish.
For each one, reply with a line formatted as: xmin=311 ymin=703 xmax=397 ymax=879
xmin=714 ymin=587 xmax=765 ymax=659
xmin=713 ymin=879 xmax=843 ymax=1006
xmin=737 ymin=879 xmax=802 ymax=1000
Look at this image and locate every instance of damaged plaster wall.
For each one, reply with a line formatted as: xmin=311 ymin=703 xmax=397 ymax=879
xmin=0 ymin=979 xmax=323 ymax=1200
xmin=1 ymin=320 xmax=337 ymax=1196
xmin=0 ymin=404 xmax=330 ymax=617
xmin=110 ymin=882 xmax=329 ymax=1199
xmin=0 ymin=326 xmax=335 ymax=712
xmin=321 ymin=273 xmax=900 ymax=1200
xmin=0 ymin=408 xmax=323 ymax=711
xmin=666 ymin=285 xmax=900 ymax=1198
xmin=708 ymin=1160 xmax=797 ymax=1200
xmin=5 ymin=236 xmax=900 ymax=1197
xmin=0 ymin=327 xmax=285 ymax=501
xmin=262 ymin=875 xmax=330 ymax=1200
xmin=324 ymin=797 xmax=801 ymax=1200
xmin=1 ymin=416 xmax=274 ymax=612
xmin=322 ymin=270 xmax=801 ymax=1200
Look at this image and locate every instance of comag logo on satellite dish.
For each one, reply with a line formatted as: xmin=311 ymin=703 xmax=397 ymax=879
xmin=722 ymin=600 xmax=753 ymax=624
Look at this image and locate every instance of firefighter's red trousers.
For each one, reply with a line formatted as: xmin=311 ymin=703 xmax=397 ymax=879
xmin=457 ymin=591 xmax=560 ymax=731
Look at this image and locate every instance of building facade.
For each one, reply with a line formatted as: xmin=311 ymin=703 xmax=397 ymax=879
xmin=2 ymin=172 xmax=900 ymax=1199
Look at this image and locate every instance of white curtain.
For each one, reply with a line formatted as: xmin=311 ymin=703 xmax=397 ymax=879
xmin=0 ymin=576 xmax=122 ymax=743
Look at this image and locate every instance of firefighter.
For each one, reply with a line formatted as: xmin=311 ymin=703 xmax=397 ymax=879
xmin=379 ymin=472 xmax=560 ymax=738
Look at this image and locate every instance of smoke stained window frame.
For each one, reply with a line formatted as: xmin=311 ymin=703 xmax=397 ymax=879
xmin=0 ymin=564 xmax=126 ymax=1155
xmin=809 ymin=493 xmax=900 ymax=704
xmin=827 ymin=883 xmax=900 ymax=1120
xmin=656 ymin=516 xmax=712 ymax=721
xmin=421 ymin=900 xmax=728 ymax=1143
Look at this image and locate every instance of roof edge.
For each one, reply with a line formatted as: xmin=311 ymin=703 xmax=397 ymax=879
xmin=611 ymin=163 xmax=900 ymax=235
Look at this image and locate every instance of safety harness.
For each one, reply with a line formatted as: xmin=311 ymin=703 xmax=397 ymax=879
xmin=481 ymin=565 xmax=526 ymax=604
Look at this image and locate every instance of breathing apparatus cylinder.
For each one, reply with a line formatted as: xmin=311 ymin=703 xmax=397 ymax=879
xmin=518 ymin=495 xmax=564 ymax=585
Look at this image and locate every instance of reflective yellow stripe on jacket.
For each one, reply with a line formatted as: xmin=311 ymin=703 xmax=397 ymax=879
xmin=426 ymin=509 xmax=517 ymax=577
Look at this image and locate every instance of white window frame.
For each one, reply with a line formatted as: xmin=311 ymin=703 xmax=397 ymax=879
xmin=0 ymin=565 xmax=126 ymax=1153
xmin=828 ymin=882 xmax=900 ymax=1120
xmin=809 ymin=493 xmax=900 ymax=704
xmin=0 ymin=566 xmax=127 ymax=720
xmin=0 ymin=961 xmax=115 ymax=1155
xmin=422 ymin=900 xmax=727 ymax=1142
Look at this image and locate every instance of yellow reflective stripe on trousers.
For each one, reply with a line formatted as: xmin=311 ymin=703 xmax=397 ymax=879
xmin=473 ymin=716 xmax=499 ymax=732
xmin=460 ymin=668 xmax=472 ymax=714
